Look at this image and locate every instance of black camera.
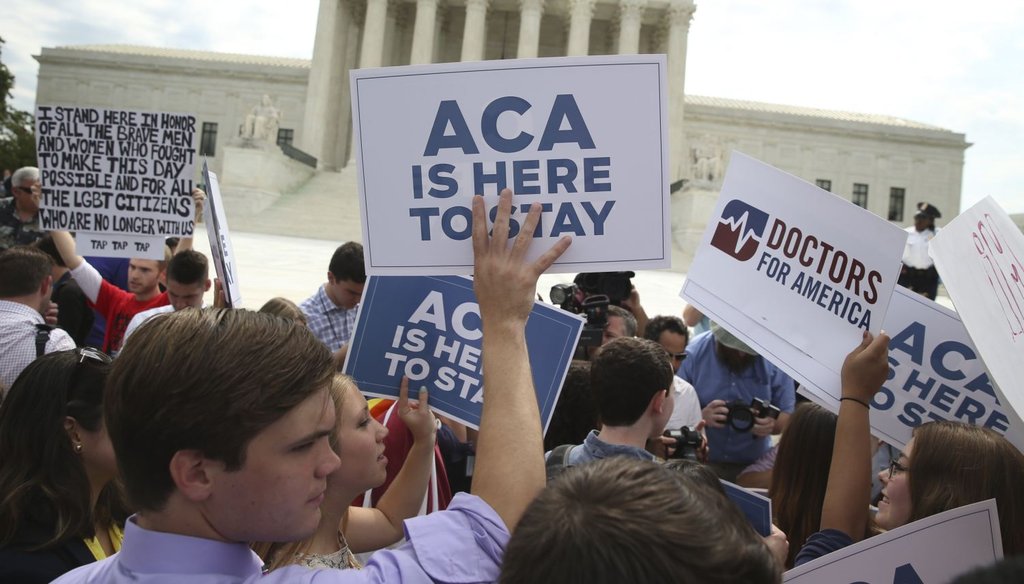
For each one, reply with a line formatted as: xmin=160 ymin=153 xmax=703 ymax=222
xmin=576 ymin=295 xmax=610 ymax=347
xmin=725 ymin=398 xmax=781 ymax=433
xmin=663 ymin=425 xmax=704 ymax=461
xmin=573 ymin=272 xmax=635 ymax=306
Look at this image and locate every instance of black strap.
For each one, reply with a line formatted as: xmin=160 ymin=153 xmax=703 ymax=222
xmin=34 ymin=324 xmax=54 ymax=358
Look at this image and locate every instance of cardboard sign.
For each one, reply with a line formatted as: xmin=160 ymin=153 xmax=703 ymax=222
xmin=930 ymin=197 xmax=1024 ymax=441
xmin=73 ymin=233 xmax=166 ymax=260
xmin=343 ymin=275 xmax=583 ymax=430
xmin=35 ymin=105 xmax=197 ymax=257
xmin=784 ymin=499 xmax=1003 ymax=583
xmin=860 ymin=287 xmax=1024 ymax=452
xmin=682 ymin=153 xmax=907 ymax=404
xmin=201 ymin=161 xmax=242 ymax=308
xmin=720 ymin=480 xmax=772 ymax=537
xmin=350 ymin=55 xmax=670 ymax=275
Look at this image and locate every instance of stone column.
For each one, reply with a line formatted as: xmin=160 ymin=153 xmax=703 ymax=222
xmin=360 ymin=0 xmax=390 ymax=68
xmin=516 ymin=0 xmax=545 ymax=58
xmin=461 ymin=0 xmax=489 ymax=61
xmin=410 ymin=0 xmax=440 ymax=64
xmin=665 ymin=0 xmax=695 ymax=182
xmin=616 ymin=0 xmax=646 ymax=55
xmin=565 ymin=0 xmax=595 ymax=56
xmin=302 ymin=0 xmax=352 ymax=170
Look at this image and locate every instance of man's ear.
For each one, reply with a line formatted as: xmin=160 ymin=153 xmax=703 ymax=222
xmin=327 ymin=271 xmax=336 ymax=285
xmin=203 ymin=278 xmax=212 ymax=292
xmin=649 ymin=389 xmax=670 ymax=415
xmin=169 ymin=450 xmax=218 ymax=502
xmin=39 ymin=274 xmax=53 ymax=297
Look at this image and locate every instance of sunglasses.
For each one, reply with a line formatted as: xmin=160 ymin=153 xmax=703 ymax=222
xmin=76 ymin=347 xmax=113 ymax=365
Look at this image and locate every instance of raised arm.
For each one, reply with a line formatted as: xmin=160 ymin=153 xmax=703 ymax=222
xmin=345 ymin=378 xmax=437 ymax=553
xmin=819 ymin=331 xmax=890 ymax=541
xmin=51 ymin=230 xmax=84 ymax=271
xmin=51 ymin=230 xmax=101 ymax=302
xmin=471 ymin=189 xmax=571 ymax=531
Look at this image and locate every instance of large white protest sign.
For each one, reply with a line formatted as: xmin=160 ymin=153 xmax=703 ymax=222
xmin=855 ymin=286 xmax=1024 ymax=453
xmin=201 ymin=161 xmax=242 ymax=308
xmin=35 ymin=105 xmax=197 ymax=257
xmin=930 ymin=197 xmax=1024 ymax=440
xmin=681 ymin=152 xmax=907 ymax=403
xmin=350 ymin=55 xmax=670 ymax=275
xmin=784 ymin=499 xmax=1002 ymax=583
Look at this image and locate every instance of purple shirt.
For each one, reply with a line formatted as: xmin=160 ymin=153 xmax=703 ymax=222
xmin=53 ymin=493 xmax=507 ymax=583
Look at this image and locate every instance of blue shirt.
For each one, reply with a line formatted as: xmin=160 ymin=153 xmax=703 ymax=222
xmin=678 ymin=331 xmax=795 ymax=464
xmin=557 ymin=430 xmax=657 ymax=466
xmin=299 ymin=285 xmax=358 ymax=351
xmin=53 ymin=493 xmax=506 ymax=583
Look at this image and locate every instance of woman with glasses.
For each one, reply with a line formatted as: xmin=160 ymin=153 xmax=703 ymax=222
xmin=795 ymin=333 xmax=1024 ymax=566
xmin=0 ymin=348 xmax=126 ymax=583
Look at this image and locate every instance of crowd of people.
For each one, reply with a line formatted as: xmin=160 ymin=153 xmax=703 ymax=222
xmin=1 ymin=174 xmax=1022 ymax=583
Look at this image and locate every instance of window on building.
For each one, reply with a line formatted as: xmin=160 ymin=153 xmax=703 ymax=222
xmin=277 ymin=128 xmax=294 ymax=147
xmin=852 ymin=183 xmax=869 ymax=208
xmin=889 ymin=187 xmax=906 ymax=221
xmin=200 ymin=122 xmax=218 ymax=157
xmin=815 ymin=179 xmax=832 ymax=192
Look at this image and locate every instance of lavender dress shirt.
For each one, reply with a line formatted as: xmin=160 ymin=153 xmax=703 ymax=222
xmin=52 ymin=493 xmax=507 ymax=584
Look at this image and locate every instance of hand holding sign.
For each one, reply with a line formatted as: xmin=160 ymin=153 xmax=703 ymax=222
xmin=471 ymin=189 xmax=573 ymax=325
xmin=397 ymin=376 xmax=437 ymax=445
xmin=841 ymin=330 xmax=890 ymax=406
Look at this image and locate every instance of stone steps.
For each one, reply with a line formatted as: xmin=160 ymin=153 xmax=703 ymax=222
xmin=225 ymin=167 xmax=364 ymax=244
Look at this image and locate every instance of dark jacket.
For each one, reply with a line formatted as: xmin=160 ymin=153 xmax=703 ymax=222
xmin=0 ymin=504 xmax=96 ymax=584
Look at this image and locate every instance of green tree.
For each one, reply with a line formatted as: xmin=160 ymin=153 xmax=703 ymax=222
xmin=0 ymin=36 xmax=37 ymax=174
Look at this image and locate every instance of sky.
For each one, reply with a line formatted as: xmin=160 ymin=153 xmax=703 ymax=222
xmin=3 ymin=0 xmax=1022 ymax=214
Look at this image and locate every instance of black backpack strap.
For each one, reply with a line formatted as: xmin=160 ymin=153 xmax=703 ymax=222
xmin=545 ymin=444 xmax=576 ymax=482
xmin=34 ymin=324 xmax=54 ymax=358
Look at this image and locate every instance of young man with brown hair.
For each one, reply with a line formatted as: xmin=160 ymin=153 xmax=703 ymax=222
xmin=54 ymin=189 xmax=572 ymax=583
xmin=0 ymin=246 xmax=76 ymax=389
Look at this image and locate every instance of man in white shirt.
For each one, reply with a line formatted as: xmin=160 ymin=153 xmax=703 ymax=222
xmin=122 ymin=250 xmax=211 ymax=345
xmin=0 ymin=246 xmax=75 ymax=391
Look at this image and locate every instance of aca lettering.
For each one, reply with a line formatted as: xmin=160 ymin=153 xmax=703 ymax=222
xmin=871 ymin=321 xmax=1011 ymax=434
xmin=408 ymin=94 xmax=616 ymax=241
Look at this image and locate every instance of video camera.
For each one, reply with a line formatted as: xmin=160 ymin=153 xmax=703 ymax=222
xmin=663 ymin=425 xmax=704 ymax=461
xmin=725 ymin=398 xmax=781 ymax=433
xmin=549 ymin=272 xmax=635 ymax=348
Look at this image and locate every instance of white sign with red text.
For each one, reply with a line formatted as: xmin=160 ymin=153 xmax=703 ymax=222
xmin=930 ymin=196 xmax=1024 ymax=437
xmin=681 ymin=152 xmax=907 ymax=406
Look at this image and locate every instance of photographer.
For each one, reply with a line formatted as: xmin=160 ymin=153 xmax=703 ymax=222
xmin=549 ymin=272 xmax=649 ymax=358
xmin=678 ymin=322 xmax=795 ymax=481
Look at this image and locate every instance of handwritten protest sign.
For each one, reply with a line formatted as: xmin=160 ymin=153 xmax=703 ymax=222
xmin=35 ymin=105 xmax=197 ymax=256
xmin=784 ymin=499 xmax=1002 ymax=582
xmin=720 ymin=480 xmax=772 ymax=537
xmin=350 ymin=55 xmax=670 ymax=275
xmin=930 ymin=197 xmax=1024 ymax=442
xmin=72 ymin=233 xmax=166 ymax=260
xmin=344 ymin=275 xmax=583 ymax=430
xmin=201 ymin=161 xmax=242 ymax=308
xmin=681 ymin=152 xmax=906 ymax=405
xmin=855 ymin=286 xmax=1024 ymax=452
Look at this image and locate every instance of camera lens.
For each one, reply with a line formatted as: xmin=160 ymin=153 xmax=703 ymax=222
xmin=728 ymin=406 xmax=755 ymax=432
xmin=550 ymin=286 xmax=568 ymax=305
